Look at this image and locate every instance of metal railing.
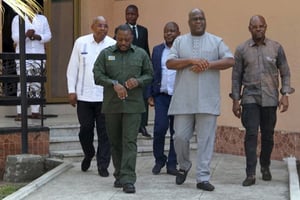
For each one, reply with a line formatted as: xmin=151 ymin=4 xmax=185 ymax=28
xmin=0 ymin=52 xmax=47 ymax=153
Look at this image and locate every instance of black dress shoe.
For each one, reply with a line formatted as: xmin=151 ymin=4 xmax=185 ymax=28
xmin=81 ymin=157 xmax=92 ymax=172
xmin=167 ymin=168 xmax=179 ymax=176
xmin=114 ymin=180 xmax=122 ymax=188
xmin=123 ymin=183 xmax=136 ymax=193
xmin=98 ymin=168 xmax=109 ymax=177
xmin=139 ymin=126 xmax=151 ymax=137
xmin=176 ymin=166 xmax=191 ymax=185
xmin=152 ymin=163 xmax=165 ymax=175
xmin=261 ymin=167 xmax=272 ymax=181
xmin=197 ymin=181 xmax=215 ymax=191
xmin=242 ymin=175 xmax=256 ymax=186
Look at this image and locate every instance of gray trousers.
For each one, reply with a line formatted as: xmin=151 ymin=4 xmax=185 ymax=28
xmin=174 ymin=113 xmax=217 ymax=183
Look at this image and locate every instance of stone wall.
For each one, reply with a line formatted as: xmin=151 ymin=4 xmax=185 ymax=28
xmin=215 ymin=126 xmax=300 ymax=161
xmin=0 ymin=127 xmax=49 ymax=178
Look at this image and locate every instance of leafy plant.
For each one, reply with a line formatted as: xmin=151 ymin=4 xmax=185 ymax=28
xmin=0 ymin=183 xmax=26 ymax=199
xmin=2 ymin=0 xmax=42 ymax=19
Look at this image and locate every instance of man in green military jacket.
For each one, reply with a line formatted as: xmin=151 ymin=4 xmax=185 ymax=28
xmin=93 ymin=24 xmax=153 ymax=194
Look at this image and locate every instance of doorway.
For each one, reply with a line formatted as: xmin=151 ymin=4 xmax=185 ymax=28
xmin=44 ymin=0 xmax=80 ymax=103
xmin=1 ymin=0 xmax=80 ymax=103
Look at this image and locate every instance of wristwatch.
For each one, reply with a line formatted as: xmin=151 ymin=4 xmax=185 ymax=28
xmin=112 ymin=80 xmax=118 ymax=86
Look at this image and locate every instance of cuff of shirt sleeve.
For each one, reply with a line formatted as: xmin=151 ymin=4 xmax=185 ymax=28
xmin=136 ymin=79 xmax=143 ymax=87
xmin=229 ymin=93 xmax=241 ymax=100
xmin=280 ymin=87 xmax=295 ymax=96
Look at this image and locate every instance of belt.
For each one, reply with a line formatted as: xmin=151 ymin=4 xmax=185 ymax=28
xmin=159 ymin=92 xmax=171 ymax=96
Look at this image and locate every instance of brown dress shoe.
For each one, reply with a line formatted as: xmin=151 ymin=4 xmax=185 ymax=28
xmin=31 ymin=113 xmax=45 ymax=119
xmin=14 ymin=114 xmax=21 ymax=121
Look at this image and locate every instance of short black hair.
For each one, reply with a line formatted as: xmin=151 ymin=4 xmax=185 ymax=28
xmin=115 ymin=24 xmax=133 ymax=34
xmin=126 ymin=4 xmax=138 ymax=12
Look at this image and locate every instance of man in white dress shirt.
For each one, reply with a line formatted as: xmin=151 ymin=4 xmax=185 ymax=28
xmin=67 ymin=16 xmax=116 ymax=177
xmin=11 ymin=8 xmax=52 ymax=120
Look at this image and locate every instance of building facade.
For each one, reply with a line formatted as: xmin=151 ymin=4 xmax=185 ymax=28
xmin=1 ymin=0 xmax=299 ymax=132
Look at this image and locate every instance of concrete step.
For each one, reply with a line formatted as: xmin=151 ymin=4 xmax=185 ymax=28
xmin=50 ymin=149 xmax=83 ymax=162
xmin=49 ymin=125 xmax=79 ymax=138
xmin=50 ymin=142 xmax=198 ymax=162
xmin=48 ymin=121 xmax=198 ymax=161
xmin=50 ymin=136 xmax=97 ymax=152
xmin=50 ymin=135 xmax=157 ymax=151
xmin=49 ymin=132 xmax=196 ymax=152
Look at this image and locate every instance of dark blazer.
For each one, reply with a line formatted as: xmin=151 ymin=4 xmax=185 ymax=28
xmin=129 ymin=23 xmax=150 ymax=99
xmin=146 ymin=43 xmax=165 ymax=98
xmin=132 ymin=24 xmax=150 ymax=56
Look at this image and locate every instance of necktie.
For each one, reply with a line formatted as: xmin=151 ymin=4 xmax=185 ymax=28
xmin=132 ymin=26 xmax=137 ymax=39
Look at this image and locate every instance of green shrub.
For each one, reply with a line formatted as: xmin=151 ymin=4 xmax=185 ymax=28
xmin=0 ymin=183 xmax=26 ymax=199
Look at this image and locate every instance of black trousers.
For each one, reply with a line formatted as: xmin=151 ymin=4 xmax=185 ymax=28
xmin=77 ymin=101 xmax=111 ymax=169
xmin=140 ymin=98 xmax=149 ymax=127
xmin=241 ymin=103 xmax=277 ymax=176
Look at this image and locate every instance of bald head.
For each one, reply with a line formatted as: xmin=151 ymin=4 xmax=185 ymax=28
xmin=91 ymin=16 xmax=109 ymax=43
xmin=248 ymin=15 xmax=267 ymax=44
xmin=249 ymin=15 xmax=266 ymax=26
xmin=189 ymin=8 xmax=205 ymax=20
xmin=92 ymin=16 xmax=107 ymax=25
xmin=188 ymin=8 xmax=206 ymax=36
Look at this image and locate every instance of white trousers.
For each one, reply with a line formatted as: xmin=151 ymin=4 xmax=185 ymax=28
xmin=174 ymin=113 xmax=217 ymax=183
